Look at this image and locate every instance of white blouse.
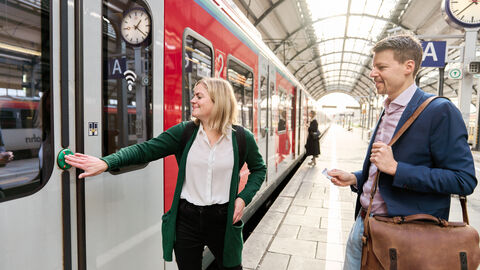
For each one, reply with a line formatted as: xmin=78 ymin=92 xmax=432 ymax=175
xmin=180 ymin=123 xmax=234 ymax=206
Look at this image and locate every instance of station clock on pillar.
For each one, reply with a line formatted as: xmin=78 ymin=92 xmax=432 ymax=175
xmin=120 ymin=8 xmax=151 ymax=46
xmin=442 ymin=0 xmax=480 ymax=29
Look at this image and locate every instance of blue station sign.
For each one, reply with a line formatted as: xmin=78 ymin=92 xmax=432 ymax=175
xmin=421 ymin=41 xmax=447 ymax=68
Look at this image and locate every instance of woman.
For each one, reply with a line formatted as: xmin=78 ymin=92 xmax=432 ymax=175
xmin=305 ymin=110 xmax=320 ymax=166
xmin=65 ymin=78 xmax=266 ymax=270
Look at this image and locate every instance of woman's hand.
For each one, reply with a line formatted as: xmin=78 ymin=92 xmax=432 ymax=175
xmin=65 ymin=153 xmax=108 ymax=178
xmin=233 ymin=197 xmax=245 ymax=224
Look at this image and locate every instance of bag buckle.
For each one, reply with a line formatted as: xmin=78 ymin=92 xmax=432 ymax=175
xmin=362 ymin=235 xmax=367 ymax=245
xmin=393 ymin=216 xmax=404 ymax=224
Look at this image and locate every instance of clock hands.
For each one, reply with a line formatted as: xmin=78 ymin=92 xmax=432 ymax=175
xmin=456 ymin=2 xmax=475 ymax=16
xmin=137 ymin=28 xmax=147 ymax=37
xmin=135 ymin=19 xmax=142 ymax=29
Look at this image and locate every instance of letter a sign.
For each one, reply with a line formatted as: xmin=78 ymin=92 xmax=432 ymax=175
xmin=421 ymin=41 xmax=446 ymax=67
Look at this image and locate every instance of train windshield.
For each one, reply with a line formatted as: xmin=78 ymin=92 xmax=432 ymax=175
xmin=0 ymin=0 xmax=51 ymax=202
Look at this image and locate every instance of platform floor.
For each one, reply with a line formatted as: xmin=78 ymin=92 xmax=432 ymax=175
xmin=242 ymin=124 xmax=480 ymax=270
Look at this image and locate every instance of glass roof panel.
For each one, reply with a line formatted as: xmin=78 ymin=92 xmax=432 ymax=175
xmin=306 ymin=0 xmax=399 ymax=95
xmin=319 ymin=40 xmax=344 ymax=55
xmin=378 ymin=0 xmax=398 ymax=18
xmin=349 ymin=0 xmax=368 ymax=14
xmin=307 ymin=0 xmax=348 ymax=19
xmin=321 ymin=52 xmax=342 ymax=65
xmin=313 ymin=17 xmax=346 ymax=40
xmin=323 ymin=63 xmax=342 ymax=72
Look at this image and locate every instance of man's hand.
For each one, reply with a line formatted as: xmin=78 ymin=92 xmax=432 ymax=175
xmin=370 ymin=142 xmax=397 ymax=175
xmin=328 ymin=169 xmax=357 ymax=186
xmin=233 ymin=197 xmax=245 ymax=224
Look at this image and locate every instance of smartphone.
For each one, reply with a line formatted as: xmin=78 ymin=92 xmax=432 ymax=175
xmin=322 ymin=168 xmax=332 ymax=180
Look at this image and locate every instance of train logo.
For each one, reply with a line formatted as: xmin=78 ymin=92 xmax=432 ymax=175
xmin=123 ymin=70 xmax=137 ymax=91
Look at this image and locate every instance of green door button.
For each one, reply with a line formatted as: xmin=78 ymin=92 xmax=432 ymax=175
xmin=57 ymin=148 xmax=74 ymax=170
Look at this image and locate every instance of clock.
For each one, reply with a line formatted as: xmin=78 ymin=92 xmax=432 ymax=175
xmin=120 ymin=8 xmax=151 ymax=46
xmin=442 ymin=0 xmax=480 ymax=29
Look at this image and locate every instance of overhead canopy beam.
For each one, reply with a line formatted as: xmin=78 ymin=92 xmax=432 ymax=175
xmin=254 ymin=0 xmax=287 ymax=26
xmin=305 ymin=72 xmax=370 ymax=94
xmin=273 ymin=13 xmax=402 ymax=53
xmin=285 ymin=36 xmax=374 ymax=66
xmin=309 ymin=82 xmax=367 ymax=103
xmin=293 ymin=50 xmax=372 ymax=77
xmin=234 ymin=0 xmax=258 ymax=21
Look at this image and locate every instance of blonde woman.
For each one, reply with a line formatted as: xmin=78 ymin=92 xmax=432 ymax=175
xmin=66 ymin=78 xmax=266 ymax=270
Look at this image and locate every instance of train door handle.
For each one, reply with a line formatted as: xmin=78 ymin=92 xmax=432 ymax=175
xmin=57 ymin=148 xmax=74 ymax=170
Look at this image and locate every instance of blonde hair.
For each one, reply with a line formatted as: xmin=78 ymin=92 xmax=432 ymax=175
xmin=193 ymin=78 xmax=238 ymax=135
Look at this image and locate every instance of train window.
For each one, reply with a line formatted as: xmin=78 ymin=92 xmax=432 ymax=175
xmin=259 ymin=76 xmax=267 ymax=138
xmin=182 ymin=28 xmax=214 ymax=121
xmin=0 ymin=0 xmax=52 ymax=202
xmin=227 ymin=56 xmax=254 ymax=131
xmin=102 ymin=1 xmax=153 ymax=157
xmin=277 ymin=87 xmax=287 ymax=133
xmin=269 ymin=81 xmax=275 ymax=136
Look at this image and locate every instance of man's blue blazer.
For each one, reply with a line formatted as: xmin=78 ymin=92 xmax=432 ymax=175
xmin=353 ymin=88 xmax=477 ymax=220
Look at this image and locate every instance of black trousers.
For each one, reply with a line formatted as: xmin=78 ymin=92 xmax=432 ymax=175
xmin=174 ymin=199 xmax=242 ymax=270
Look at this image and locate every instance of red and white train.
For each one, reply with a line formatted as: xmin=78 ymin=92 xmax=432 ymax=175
xmin=0 ymin=0 xmax=329 ymax=269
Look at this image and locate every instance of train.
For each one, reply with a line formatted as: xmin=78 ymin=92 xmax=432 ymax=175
xmin=0 ymin=0 xmax=330 ymax=269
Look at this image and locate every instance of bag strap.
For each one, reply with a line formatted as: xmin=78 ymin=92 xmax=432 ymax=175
xmin=179 ymin=121 xmax=196 ymax=157
xmin=180 ymin=121 xmax=247 ymax=170
xmin=233 ymin=125 xmax=246 ymax=168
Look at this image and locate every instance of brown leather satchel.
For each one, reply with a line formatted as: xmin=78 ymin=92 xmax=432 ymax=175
xmin=361 ymin=96 xmax=480 ymax=270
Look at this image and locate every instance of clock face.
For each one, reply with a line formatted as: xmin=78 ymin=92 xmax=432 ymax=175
xmin=121 ymin=8 xmax=151 ymax=45
xmin=446 ymin=0 xmax=480 ymax=28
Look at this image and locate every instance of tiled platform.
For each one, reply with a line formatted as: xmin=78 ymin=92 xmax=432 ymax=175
xmin=242 ymin=124 xmax=366 ymax=270
xmin=242 ymin=124 xmax=480 ymax=270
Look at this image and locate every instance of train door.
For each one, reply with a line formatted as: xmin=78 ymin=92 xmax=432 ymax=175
xmin=76 ymin=1 xmax=165 ymax=269
xmin=257 ymin=54 xmax=270 ymax=185
xmin=0 ymin=1 xmax=61 ymax=269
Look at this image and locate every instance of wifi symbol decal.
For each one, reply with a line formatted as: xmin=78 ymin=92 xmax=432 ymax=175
xmin=124 ymin=70 xmax=137 ymax=91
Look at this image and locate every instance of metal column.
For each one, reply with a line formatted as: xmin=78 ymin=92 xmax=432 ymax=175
xmin=458 ymin=28 xmax=478 ymax=127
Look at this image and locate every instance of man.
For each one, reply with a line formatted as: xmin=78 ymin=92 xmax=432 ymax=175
xmin=328 ymin=34 xmax=477 ymax=270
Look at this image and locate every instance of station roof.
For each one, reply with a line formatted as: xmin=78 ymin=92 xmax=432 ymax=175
xmin=231 ymin=0 xmax=478 ymax=104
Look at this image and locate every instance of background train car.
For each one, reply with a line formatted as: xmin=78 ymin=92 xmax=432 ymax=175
xmin=0 ymin=97 xmax=41 ymax=152
xmin=0 ymin=0 xmax=328 ymax=269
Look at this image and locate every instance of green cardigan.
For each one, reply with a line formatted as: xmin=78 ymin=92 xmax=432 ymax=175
xmin=101 ymin=121 xmax=266 ymax=267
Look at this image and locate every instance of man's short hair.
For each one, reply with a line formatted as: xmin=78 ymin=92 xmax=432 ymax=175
xmin=372 ymin=34 xmax=423 ymax=77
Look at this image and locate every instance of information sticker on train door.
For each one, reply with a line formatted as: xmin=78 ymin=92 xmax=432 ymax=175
xmin=88 ymin=122 xmax=98 ymax=136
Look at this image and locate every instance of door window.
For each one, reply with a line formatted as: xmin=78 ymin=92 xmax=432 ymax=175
xmin=259 ymin=76 xmax=267 ymax=138
xmin=102 ymin=0 xmax=153 ymax=157
xmin=0 ymin=0 xmax=52 ymax=202
xmin=227 ymin=56 xmax=253 ymax=131
xmin=182 ymin=29 xmax=213 ymax=121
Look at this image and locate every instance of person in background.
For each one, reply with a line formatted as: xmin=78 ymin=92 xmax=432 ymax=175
xmin=328 ymin=34 xmax=477 ymax=270
xmin=305 ymin=110 xmax=320 ymax=166
xmin=65 ymin=77 xmax=266 ymax=270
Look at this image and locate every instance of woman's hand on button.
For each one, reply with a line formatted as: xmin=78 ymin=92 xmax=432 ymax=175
xmin=65 ymin=153 xmax=108 ymax=178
